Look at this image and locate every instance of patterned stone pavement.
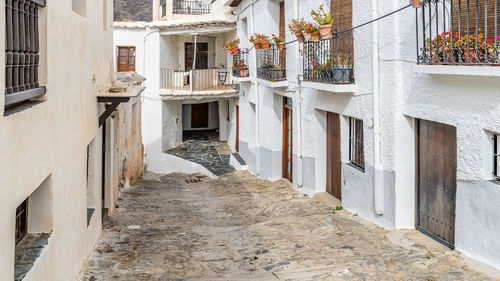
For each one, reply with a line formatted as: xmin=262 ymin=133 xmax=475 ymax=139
xmin=79 ymin=172 xmax=499 ymax=281
xmin=166 ymin=130 xmax=235 ymax=176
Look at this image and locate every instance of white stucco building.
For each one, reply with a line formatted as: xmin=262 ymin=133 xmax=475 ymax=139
xmin=228 ymin=0 xmax=500 ymax=271
xmin=114 ymin=0 xmax=241 ymax=175
xmin=1 ymin=1 xmax=143 ymax=280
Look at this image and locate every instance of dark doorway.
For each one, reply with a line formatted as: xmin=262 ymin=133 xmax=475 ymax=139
xmin=282 ymin=98 xmax=293 ymax=182
xmin=191 ymin=103 xmax=209 ymax=129
xmin=185 ymin=42 xmax=208 ymax=70
xmin=415 ymin=119 xmax=457 ymax=248
xmin=326 ymin=112 xmax=342 ymax=200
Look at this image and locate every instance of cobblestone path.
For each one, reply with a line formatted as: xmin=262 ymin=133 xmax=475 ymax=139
xmin=166 ymin=130 xmax=235 ymax=176
xmin=79 ymin=172 xmax=498 ymax=281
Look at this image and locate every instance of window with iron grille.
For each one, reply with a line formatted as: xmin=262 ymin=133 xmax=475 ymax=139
xmin=15 ymin=198 xmax=28 ymax=245
xmin=349 ymin=117 xmax=364 ymax=170
xmin=5 ymin=0 xmax=46 ymax=109
xmin=494 ymin=134 xmax=500 ymax=179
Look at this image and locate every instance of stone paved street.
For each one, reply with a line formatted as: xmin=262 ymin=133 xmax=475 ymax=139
xmin=79 ymin=172 xmax=499 ymax=281
xmin=166 ymin=130 xmax=235 ymax=176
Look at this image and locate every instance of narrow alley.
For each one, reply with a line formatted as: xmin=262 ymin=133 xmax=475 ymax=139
xmin=79 ymin=171 xmax=497 ymax=281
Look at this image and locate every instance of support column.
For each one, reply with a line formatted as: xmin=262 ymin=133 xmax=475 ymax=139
xmin=162 ymin=100 xmax=183 ymax=151
xmin=218 ymin=99 xmax=228 ymax=142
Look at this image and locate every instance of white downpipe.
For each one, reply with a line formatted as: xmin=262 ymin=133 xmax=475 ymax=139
xmin=372 ymin=0 xmax=384 ymax=215
xmin=295 ymin=0 xmax=303 ymax=187
xmin=251 ymin=0 xmax=261 ymax=176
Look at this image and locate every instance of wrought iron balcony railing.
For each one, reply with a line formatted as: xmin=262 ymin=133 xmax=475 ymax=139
xmin=160 ymin=68 xmax=236 ymax=92
xmin=173 ymin=0 xmax=211 ymax=15
xmin=417 ymin=0 xmax=500 ymax=65
xmin=257 ymin=44 xmax=286 ymax=81
xmin=232 ymin=49 xmax=250 ymax=78
xmin=303 ymin=30 xmax=354 ymax=84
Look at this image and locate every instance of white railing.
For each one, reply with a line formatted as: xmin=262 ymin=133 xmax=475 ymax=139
xmin=161 ymin=68 xmax=228 ymax=91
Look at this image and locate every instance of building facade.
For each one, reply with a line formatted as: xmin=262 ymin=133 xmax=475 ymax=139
xmin=114 ymin=0 xmax=240 ymax=176
xmin=230 ymin=0 xmax=500 ymax=271
xmin=0 ymin=1 xmax=143 ymax=280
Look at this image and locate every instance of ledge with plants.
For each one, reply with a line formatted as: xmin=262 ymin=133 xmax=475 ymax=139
xmin=223 ymin=39 xmax=240 ymax=55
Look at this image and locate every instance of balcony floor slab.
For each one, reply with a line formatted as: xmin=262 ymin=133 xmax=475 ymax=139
xmin=414 ymin=64 xmax=500 ymax=77
xmin=256 ymin=78 xmax=289 ymax=88
xmin=302 ymin=81 xmax=357 ymax=94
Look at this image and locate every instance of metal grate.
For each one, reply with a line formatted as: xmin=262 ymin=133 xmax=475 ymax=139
xmin=5 ymin=0 xmax=46 ymax=108
xmin=349 ymin=117 xmax=364 ymax=170
xmin=416 ymin=0 xmax=500 ymax=65
xmin=232 ymin=49 xmax=250 ymax=78
xmin=173 ymin=0 xmax=211 ymax=15
xmin=303 ymin=30 xmax=354 ymax=84
xmin=256 ymin=44 xmax=286 ymax=81
xmin=494 ymin=134 xmax=500 ymax=179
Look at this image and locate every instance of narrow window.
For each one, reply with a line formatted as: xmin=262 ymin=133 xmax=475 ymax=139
xmin=494 ymin=134 xmax=500 ymax=180
xmin=117 ymin=46 xmax=136 ymax=72
xmin=5 ymin=0 xmax=46 ymax=109
xmin=349 ymin=117 xmax=364 ymax=170
xmin=15 ymin=199 xmax=29 ymax=245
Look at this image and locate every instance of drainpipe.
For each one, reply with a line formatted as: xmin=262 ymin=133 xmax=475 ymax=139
xmin=372 ymin=0 xmax=384 ymax=215
xmin=295 ymin=0 xmax=303 ymax=187
xmin=251 ymin=0 xmax=261 ymax=176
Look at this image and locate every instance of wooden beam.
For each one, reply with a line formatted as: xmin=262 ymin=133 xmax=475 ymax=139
xmin=98 ymin=102 xmax=121 ymax=127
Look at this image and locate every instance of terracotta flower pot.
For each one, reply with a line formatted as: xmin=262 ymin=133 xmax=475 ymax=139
xmin=303 ymin=32 xmax=312 ymax=42
xmin=254 ymin=43 xmax=261 ymax=50
xmin=227 ymin=49 xmax=232 ymax=54
xmin=231 ymin=47 xmax=239 ymax=54
xmin=261 ymin=40 xmax=270 ymax=50
xmin=311 ymin=31 xmax=321 ymax=42
xmin=295 ymin=32 xmax=305 ymax=44
xmin=411 ymin=0 xmax=424 ymax=8
xmin=240 ymin=70 xmax=248 ymax=77
xmin=319 ymin=24 xmax=333 ymax=39
xmin=276 ymin=42 xmax=285 ymax=51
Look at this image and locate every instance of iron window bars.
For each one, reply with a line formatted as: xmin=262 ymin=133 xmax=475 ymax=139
xmin=172 ymin=0 xmax=211 ymax=15
xmin=349 ymin=117 xmax=365 ymax=170
xmin=15 ymin=198 xmax=28 ymax=245
xmin=232 ymin=48 xmax=249 ymax=78
xmin=303 ymin=30 xmax=354 ymax=84
xmin=5 ymin=0 xmax=46 ymax=108
xmin=256 ymin=43 xmax=286 ymax=81
xmin=416 ymin=0 xmax=500 ymax=65
xmin=494 ymin=134 xmax=500 ymax=179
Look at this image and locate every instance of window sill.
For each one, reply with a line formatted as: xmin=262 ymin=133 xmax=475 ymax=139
xmin=414 ymin=64 xmax=500 ymax=77
xmin=4 ymin=101 xmax=45 ymax=117
xmin=346 ymin=162 xmax=365 ymax=173
xmin=15 ymin=233 xmax=51 ymax=281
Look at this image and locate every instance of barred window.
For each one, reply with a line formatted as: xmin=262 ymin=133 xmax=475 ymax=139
xmin=5 ymin=0 xmax=46 ymax=109
xmin=494 ymin=134 xmax=500 ymax=179
xmin=15 ymin=198 xmax=28 ymax=245
xmin=349 ymin=117 xmax=364 ymax=170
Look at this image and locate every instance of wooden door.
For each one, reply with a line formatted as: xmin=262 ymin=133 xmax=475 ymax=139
xmin=117 ymin=46 xmax=136 ymax=72
xmin=416 ymin=119 xmax=457 ymax=247
xmin=326 ymin=112 xmax=342 ymax=199
xmin=236 ymin=105 xmax=240 ymax=152
xmin=191 ymin=103 xmax=209 ymax=128
xmin=283 ymin=98 xmax=293 ymax=182
xmin=185 ymin=42 xmax=208 ymax=70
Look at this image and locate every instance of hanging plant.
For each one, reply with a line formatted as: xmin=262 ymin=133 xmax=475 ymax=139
xmin=311 ymin=5 xmax=333 ymax=39
xmin=288 ymin=18 xmax=307 ymax=43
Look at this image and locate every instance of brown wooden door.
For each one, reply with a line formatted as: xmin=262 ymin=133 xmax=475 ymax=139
xmin=185 ymin=42 xmax=208 ymax=70
xmin=117 ymin=46 xmax=136 ymax=72
xmin=236 ymin=105 xmax=240 ymax=152
xmin=283 ymin=98 xmax=293 ymax=182
xmin=326 ymin=112 xmax=342 ymax=199
xmin=416 ymin=119 xmax=457 ymax=247
xmin=191 ymin=103 xmax=209 ymax=128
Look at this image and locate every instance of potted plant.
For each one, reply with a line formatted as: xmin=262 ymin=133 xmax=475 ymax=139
xmin=239 ymin=60 xmax=249 ymax=77
xmin=223 ymin=42 xmax=232 ymax=54
xmin=250 ymin=35 xmax=261 ymax=49
xmin=332 ymin=56 xmax=353 ymax=83
xmin=311 ymin=5 xmax=334 ymax=39
xmin=304 ymin=23 xmax=320 ymax=42
xmin=231 ymin=39 xmax=240 ymax=54
xmin=288 ymin=18 xmax=306 ymax=43
xmin=260 ymin=34 xmax=271 ymax=50
xmin=273 ymin=34 xmax=285 ymax=51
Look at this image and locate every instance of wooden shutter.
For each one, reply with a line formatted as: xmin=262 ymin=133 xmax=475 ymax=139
xmin=451 ymin=1 xmax=500 ymax=39
xmin=331 ymin=0 xmax=353 ymax=32
xmin=279 ymin=2 xmax=285 ymax=37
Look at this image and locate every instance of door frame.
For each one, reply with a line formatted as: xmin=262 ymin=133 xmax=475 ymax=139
xmin=282 ymin=98 xmax=293 ymax=182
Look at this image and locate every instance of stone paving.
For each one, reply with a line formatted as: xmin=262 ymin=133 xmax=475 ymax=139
xmin=79 ymin=172 xmax=499 ymax=281
xmin=166 ymin=130 xmax=235 ymax=176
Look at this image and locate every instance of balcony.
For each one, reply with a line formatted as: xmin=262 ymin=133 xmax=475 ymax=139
xmin=173 ymin=0 xmax=211 ymax=15
xmin=160 ymin=68 xmax=238 ymax=98
xmin=416 ymin=0 xmax=500 ymax=66
xmin=256 ymin=44 xmax=286 ymax=82
xmin=232 ymin=49 xmax=250 ymax=79
xmin=303 ymin=30 xmax=354 ymax=85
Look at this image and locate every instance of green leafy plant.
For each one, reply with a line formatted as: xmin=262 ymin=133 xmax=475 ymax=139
xmin=288 ymin=18 xmax=307 ymax=34
xmin=272 ymin=34 xmax=285 ymax=44
xmin=304 ymin=23 xmax=319 ymax=34
xmin=336 ymin=206 xmax=343 ymax=210
xmin=311 ymin=4 xmax=333 ymax=26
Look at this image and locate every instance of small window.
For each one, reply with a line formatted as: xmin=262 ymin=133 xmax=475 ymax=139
xmin=15 ymin=199 xmax=29 ymax=245
xmin=349 ymin=117 xmax=364 ymax=170
xmin=494 ymin=134 xmax=500 ymax=179
xmin=117 ymin=46 xmax=136 ymax=72
xmin=72 ymin=0 xmax=86 ymax=17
